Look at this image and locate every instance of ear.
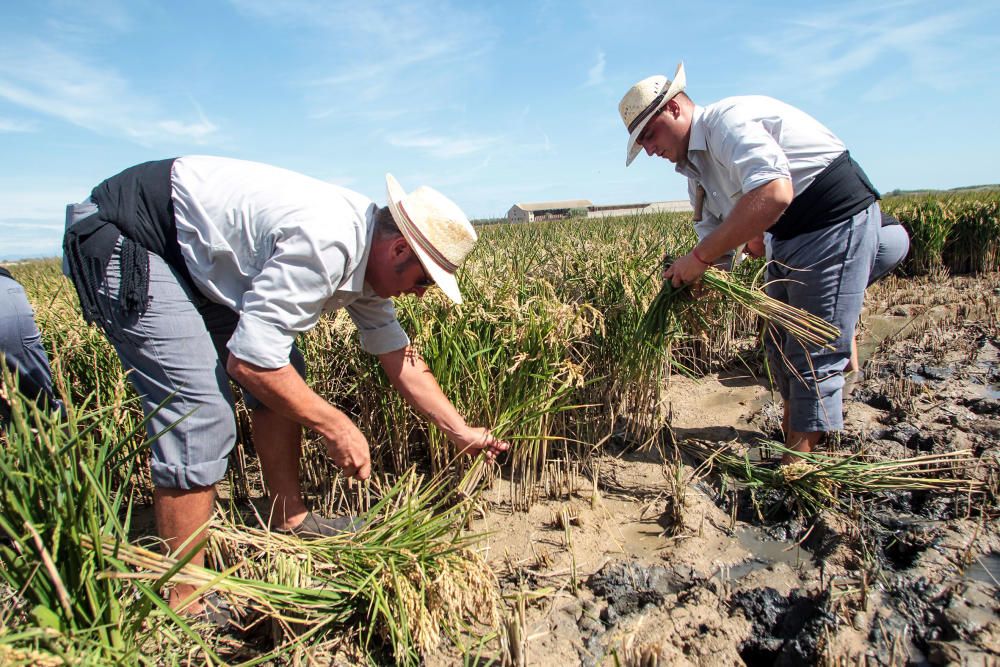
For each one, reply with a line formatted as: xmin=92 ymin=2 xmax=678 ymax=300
xmin=665 ymin=98 xmax=681 ymax=119
xmin=389 ymin=235 xmax=411 ymax=261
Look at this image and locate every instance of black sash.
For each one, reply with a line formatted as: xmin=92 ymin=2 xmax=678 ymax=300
xmin=769 ymin=151 xmax=879 ymax=241
xmin=63 ymin=158 xmax=188 ymax=332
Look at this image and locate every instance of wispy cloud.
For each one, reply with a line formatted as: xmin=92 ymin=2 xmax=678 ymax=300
xmin=0 ymin=117 xmax=37 ymax=133
xmin=745 ymin=2 xmax=998 ymax=101
xmin=0 ymin=38 xmax=220 ymax=145
xmin=0 ymin=224 xmax=65 ymax=260
xmin=386 ymin=130 xmax=501 ymax=158
xmin=0 ymin=187 xmax=91 ymax=259
xmin=229 ymin=0 xmax=495 ymax=126
xmin=585 ymin=51 xmax=606 ymax=87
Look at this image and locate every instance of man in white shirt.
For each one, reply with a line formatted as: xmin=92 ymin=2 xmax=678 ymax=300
xmin=64 ymin=156 xmax=508 ymax=617
xmin=619 ymin=64 xmax=908 ymax=463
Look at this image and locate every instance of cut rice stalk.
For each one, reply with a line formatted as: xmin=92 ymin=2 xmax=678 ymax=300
xmin=640 ymin=260 xmax=840 ymax=350
xmin=678 ymin=439 xmax=983 ymax=515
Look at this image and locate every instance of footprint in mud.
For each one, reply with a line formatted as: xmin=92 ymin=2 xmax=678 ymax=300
xmin=730 ymin=587 xmax=836 ymax=666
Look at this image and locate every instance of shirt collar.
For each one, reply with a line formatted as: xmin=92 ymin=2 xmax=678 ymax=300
xmin=688 ymin=104 xmax=707 ymax=152
xmin=346 ymin=203 xmax=378 ymax=294
xmin=674 ymin=104 xmax=707 ymax=178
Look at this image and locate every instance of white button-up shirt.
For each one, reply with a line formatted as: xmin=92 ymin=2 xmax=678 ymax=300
xmin=676 ymin=96 xmax=846 ymax=244
xmin=171 ymin=156 xmax=408 ymax=369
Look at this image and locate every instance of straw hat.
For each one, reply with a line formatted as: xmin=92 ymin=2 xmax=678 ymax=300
xmin=385 ymin=173 xmax=477 ymax=304
xmin=619 ymin=62 xmax=686 ymax=166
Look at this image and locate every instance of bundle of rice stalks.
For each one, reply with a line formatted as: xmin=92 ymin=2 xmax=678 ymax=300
xmin=639 ymin=259 xmax=840 ymax=351
xmin=679 ymin=439 xmax=984 ymax=515
xmin=93 ymin=468 xmax=500 ymax=665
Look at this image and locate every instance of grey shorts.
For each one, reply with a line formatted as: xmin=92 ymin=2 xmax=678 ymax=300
xmin=765 ymin=201 xmax=885 ymax=433
xmin=97 ymin=240 xmax=304 ymax=489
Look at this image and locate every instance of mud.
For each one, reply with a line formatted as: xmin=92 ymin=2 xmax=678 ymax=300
xmin=428 ymin=274 xmax=1000 ymax=666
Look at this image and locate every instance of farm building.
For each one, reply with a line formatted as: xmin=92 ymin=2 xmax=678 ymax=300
xmin=507 ymin=200 xmax=593 ymax=223
xmin=586 ymin=200 xmax=692 ymax=218
xmin=506 ymin=199 xmax=692 ymax=223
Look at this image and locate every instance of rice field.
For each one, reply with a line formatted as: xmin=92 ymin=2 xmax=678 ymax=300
xmin=1 ymin=192 xmax=997 ymax=664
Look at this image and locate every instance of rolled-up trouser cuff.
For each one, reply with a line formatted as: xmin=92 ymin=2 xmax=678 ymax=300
xmin=769 ymin=340 xmax=847 ymax=433
xmin=150 ymin=458 xmax=230 ymax=490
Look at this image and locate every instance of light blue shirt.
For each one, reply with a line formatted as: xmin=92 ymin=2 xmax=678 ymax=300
xmin=676 ymin=96 xmax=846 ymax=245
xmin=171 ymin=156 xmax=408 ymax=368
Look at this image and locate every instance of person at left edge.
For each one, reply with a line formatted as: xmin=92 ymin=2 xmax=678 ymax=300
xmin=63 ymin=156 xmax=509 ymax=616
xmin=0 ymin=267 xmax=64 ymax=424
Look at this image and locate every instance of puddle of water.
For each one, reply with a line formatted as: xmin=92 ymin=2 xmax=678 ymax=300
xmin=855 ymin=314 xmax=913 ymax=369
xmin=982 ymin=384 xmax=1000 ymax=400
xmin=615 ymin=517 xmax=670 ymax=560
xmin=964 ymin=554 xmax=1000 ymax=585
xmin=734 ymin=526 xmax=815 ymax=572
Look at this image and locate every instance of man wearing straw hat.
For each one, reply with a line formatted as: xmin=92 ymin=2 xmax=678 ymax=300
xmin=619 ymin=63 xmax=909 ymax=463
xmin=63 ymin=156 xmax=508 ymax=618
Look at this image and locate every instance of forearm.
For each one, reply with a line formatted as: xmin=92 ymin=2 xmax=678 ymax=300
xmin=226 ymin=357 xmax=354 ymax=437
xmin=692 ymin=178 xmax=792 ymax=264
xmin=378 ymin=346 xmax=468 ymax=439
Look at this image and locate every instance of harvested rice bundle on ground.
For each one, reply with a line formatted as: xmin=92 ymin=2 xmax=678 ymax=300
xmin=680 ymin=439 xmax=983 ymax=515
xmin=91 ymin=468 xmax=499 ymax=664
xmin=639 ymin=257 xmax=841 ymax=350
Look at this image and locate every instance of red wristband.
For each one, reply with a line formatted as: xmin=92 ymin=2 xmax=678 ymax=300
xmin=691 ymin=247 xmax=711 ymax=266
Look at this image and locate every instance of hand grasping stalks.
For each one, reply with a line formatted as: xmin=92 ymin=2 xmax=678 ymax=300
xmin=639 ymin=257 xmax=841 ymax=350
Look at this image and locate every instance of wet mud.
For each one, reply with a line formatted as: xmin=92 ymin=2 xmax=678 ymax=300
xmin=438 ymin=274 xmax=1000 ymax=666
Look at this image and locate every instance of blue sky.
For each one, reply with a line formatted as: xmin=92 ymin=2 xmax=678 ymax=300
xmin=1 ymin=0 xmax=998 ymax=260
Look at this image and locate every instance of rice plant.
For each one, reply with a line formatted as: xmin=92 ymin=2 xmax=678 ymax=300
xmin=883 ymin=191 xmax=1000 ymax=275
xmin=0 ymin=372 xmax=210 ymax=664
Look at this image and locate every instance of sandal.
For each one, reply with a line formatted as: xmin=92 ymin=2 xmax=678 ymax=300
xmin=175 ymin=591 xmax=240 ymax=632
xmin=273 ymin=511 xmax=364 ymax=539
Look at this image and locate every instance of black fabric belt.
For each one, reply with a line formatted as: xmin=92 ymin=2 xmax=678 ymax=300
xmin=63 ymin=158 xmax=187 ymax=334
xmin=769 ymin=151 xmax=879 ymax=241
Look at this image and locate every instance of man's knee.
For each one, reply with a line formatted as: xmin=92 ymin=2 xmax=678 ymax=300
xmin=869 ymin=223 xmax=910 ymax=286
xmin=149 ymin=396 xmax=237 ymax=489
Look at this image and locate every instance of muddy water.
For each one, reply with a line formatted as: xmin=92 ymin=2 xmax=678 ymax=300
xmin=615 ymin=516 xmax=672 ymax=560
xmin=855 ymin=312 xmax=930 ymax=370
xmin=729 ymin=526 xmax=817 ymax=578
xmin=965 ymin=553 xmax=1000 ymax=585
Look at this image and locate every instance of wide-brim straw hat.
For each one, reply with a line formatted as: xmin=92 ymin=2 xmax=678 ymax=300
xmin=619 ymin=62 xmax=686 ymax=166
xmin=385 ymin=173 xmax=477 ymax=304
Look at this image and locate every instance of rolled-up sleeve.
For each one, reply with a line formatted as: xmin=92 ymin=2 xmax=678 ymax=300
xmin=345 ymin=297 xmax=409 ymax=355
xmin=228 ymin=225 xmax=350 ymax=368
xmin=709 ymin=113 xmax=790 ymax=195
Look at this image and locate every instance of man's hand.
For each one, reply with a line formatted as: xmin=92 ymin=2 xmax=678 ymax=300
xmin=452 ymin=426 xmax=510 ymax=461
xmin=664 ymin=251 xmax=710 ymax=288
xmin=745 ymin=234 xmax=766 ymax=259
xmin=320 ymin=420 xmax=372 ymax=480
